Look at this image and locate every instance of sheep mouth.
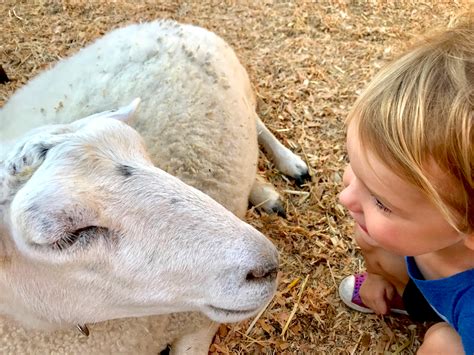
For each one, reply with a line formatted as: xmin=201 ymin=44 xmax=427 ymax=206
xmin=207 ymin=305 xmax=259 ymax=315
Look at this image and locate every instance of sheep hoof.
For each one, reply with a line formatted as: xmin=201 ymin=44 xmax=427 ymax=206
xmin=294 ymin=170 xmax=311 ymax=187
xmin=258 ymin=199 xmax=286 ymax=218
xmin=249 ymin=179 xmax=286 ymax=217
xmin=159 ymin=345 xmax=171 ymax=355
xmin=270 ymin=202 xmax=287 ymax=218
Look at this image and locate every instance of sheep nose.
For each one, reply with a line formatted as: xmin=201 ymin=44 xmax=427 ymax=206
xmin=245 ymin=264 xmax=278 ymax=282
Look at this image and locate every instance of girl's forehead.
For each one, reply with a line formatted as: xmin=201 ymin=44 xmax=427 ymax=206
xmin=346 ymin=121 xmax=429 ymax=211
xmin=347 ymin=119 xmax=454 ymax=193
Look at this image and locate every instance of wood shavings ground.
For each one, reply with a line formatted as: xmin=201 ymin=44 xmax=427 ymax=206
xmin=1 ymin=1 xmax=470 ymax=354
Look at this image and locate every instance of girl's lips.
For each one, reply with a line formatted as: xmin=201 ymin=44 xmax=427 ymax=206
xmin=355 ymin=223 xmax=379 ymax=248
xmin=358 ymin=223 xmax=368 ymax=234
xmin=349 ymin=213 xmax=369 ymax=234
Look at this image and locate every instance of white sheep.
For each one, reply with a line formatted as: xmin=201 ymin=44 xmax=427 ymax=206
xmin=0 ymin=20 xmax=309 ymax=354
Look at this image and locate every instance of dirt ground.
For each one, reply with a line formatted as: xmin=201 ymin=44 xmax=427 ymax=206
xmin=1 ymin=1 xmax=471 ymax=354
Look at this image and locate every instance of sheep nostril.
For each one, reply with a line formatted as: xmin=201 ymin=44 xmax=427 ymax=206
xmin=246 ymin=266 xmax=278 ymax=282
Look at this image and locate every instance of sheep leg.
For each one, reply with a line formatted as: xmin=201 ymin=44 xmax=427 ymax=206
xmin=249 ymin=175 xmax=286 ymax=217
xmin=256 ymin=116 xmax=310 ymax=186
xmin=169 ymin=320 xmax=219 ymax=355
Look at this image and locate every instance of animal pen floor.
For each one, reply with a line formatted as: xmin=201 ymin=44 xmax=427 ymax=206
xmin=0 ymin=1 xmax=470 ymax=354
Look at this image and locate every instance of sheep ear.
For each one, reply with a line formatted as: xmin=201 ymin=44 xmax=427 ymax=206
xmin=107 ymin=98 xmax=141 ymax=123
xmin=82 ymin=98 xmax=141 ymax=124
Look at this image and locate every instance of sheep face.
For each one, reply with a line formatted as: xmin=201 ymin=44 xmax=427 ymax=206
xmin=1 ymin=106 xmax=278 ymax=329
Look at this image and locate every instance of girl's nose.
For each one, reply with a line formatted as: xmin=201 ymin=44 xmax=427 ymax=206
xmin=342 ymin=164 xmax=353 ymax=188
xmin=339 ymin=165 xmax=362 ymax=213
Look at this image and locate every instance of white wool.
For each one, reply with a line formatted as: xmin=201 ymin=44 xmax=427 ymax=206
xmin=0 ymin=19 xmax=307 ymax=354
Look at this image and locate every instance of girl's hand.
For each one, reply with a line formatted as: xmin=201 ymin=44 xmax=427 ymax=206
xmin=359 ymin=272 xmax=397 ymax=315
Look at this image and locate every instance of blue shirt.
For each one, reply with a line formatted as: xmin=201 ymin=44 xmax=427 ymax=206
xmin=406 ymin=257 xmax=474 ymax=355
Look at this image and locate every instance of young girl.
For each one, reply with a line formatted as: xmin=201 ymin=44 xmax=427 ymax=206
xmin=337 ymin=17 xmax=473 ymax=354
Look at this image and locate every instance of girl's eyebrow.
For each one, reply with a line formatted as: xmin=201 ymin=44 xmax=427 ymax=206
xmin=352 ymin=161 xmax=397 ymax=210
xmin=346 ymin=140 xmax=403 ymax=214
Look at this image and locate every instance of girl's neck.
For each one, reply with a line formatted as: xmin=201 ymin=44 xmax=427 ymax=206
xmin=415 ymin=240 xmax=474 ymax=280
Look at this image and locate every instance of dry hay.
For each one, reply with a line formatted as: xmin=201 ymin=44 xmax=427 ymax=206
xmin=0 ymin=1 xmax=471 ymax=354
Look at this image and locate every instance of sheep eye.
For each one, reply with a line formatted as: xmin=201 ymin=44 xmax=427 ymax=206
xmin=53 ymin=226 xmax=107 ymax=250
xmin=37 ymin=143 xmax=50 ymax=160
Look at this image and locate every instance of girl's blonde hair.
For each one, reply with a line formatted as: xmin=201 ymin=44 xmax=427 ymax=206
xmin=347 ymin=16 xmax=473 ymax=233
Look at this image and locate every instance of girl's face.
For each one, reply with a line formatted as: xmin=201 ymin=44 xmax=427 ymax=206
xmin=339 ymin=121 xmax=466 ymax=257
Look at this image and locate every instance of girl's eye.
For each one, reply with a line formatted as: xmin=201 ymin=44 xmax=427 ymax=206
xmin=373 ymin=196 xmax=392 ymax=214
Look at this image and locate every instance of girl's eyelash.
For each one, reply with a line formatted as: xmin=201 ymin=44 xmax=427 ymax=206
xmin=373 ymin=196 xmax=391 ymax=213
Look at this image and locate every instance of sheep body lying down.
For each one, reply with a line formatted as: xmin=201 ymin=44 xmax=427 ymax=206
xmin=0 ymin=20 xmax=308 ymax=353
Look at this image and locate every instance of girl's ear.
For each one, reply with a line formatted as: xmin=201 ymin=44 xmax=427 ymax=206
xmin=463 ymin=233 xmax=474 ymax=251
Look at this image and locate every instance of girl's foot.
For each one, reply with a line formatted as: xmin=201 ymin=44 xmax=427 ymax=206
xmin=339 ymin=272 xmax=408 ymax=315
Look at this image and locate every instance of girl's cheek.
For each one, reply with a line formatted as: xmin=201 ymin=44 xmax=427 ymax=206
xmin=366 ymin=220 xmax=399 ymax=252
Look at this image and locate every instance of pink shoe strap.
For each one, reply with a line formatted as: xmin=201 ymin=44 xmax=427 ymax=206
xmin=351 ymin=272 xmax=368 ymax=308
xmin=352 ymin=272 xmax=406 ymax=312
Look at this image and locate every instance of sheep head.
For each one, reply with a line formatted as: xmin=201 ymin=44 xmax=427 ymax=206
xmin=0 ymin=100 xmax=278 ymax=329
